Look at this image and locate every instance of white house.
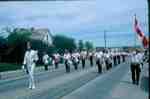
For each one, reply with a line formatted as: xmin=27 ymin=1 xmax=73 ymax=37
xmin=31 ymin=28 xmax=53 ymax=46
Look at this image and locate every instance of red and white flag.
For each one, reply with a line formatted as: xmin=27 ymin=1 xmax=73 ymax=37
xmin=134 ymin=15 xmax=149 ymax=48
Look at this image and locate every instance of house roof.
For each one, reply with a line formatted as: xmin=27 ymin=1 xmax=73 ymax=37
xmin=31 ymin=28 xmax=52 ymax=39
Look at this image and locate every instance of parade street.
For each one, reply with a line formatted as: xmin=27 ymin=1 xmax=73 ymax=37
xmin=0 ymin=62 xmax=148 ymax=99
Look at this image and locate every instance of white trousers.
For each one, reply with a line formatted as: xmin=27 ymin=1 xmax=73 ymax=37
xmin=27 ymin=65 xmax=35 ymax=89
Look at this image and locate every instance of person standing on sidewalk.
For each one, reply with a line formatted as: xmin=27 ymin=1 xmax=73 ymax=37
xmin=22 ymin=42 xmax=39 ymax=89
xmin=130 ymin=50 xmax=142 ymax=85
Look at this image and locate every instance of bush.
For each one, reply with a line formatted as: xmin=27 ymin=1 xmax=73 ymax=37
xmin=0 ymin=63 xmax=21 ymax=72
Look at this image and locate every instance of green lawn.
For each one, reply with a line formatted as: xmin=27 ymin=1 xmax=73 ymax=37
xmin=0 ymin=61 xmax=64 ymax=72
xmin=0 ymin=63 xmax=21 ymax=72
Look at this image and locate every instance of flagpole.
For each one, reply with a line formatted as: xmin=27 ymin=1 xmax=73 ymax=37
xmin=134 ymin=31 xmax=137 ymax=48
xmin=134 ymin=14 xmax=137 ymax=48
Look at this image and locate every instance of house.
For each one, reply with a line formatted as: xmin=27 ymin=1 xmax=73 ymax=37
xmin=30 ymin=28 xmax=53 ymax=46
xmin=12 ymin=27 xmax=53 ymax=46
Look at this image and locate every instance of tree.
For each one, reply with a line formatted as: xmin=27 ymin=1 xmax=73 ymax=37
xmin=78 ymin=40 xmax=84 ymax=51
xmin=7 ymin=28 xmax=31 ymax=46
xmin=53 ymin=35 xmax=76 ymax=54
xmin=0 ymin=36 xmax=7 ymax=47
xmin=0 ymin=36 xmax=8 ymax=62
xmin=4 ymin=29 xmax=32 ymax=63
xmin=85 ymin=41 xmax=94 ymax=50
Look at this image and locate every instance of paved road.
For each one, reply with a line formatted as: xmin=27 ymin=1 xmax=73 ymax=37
xmin=0 ymin=61 xmax=98 ymax=99
xmin=0 ymin=61 xmax=129 ymax=99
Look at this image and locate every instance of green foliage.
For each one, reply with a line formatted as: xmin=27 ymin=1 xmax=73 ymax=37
xmin=85 ymin=41 xmax=94 ymax=50
xmin=0 ymin=63 xmax=21 ymax=72
xmin=78 ymin=40 xmax=84 ymax=51
xmin=7 ymin=29 xmax=31 ymax=46
xmin=0 ymin=36 xmax=7 ymax=45
xmin=0 ymin=36 xmax=8 ymax=55
xmin=53 ymin=35 xmax=76 ymax=53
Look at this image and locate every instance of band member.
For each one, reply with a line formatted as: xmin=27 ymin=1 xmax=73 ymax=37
xmin=72 ymin=50 xmax=80 ymax=70
xmin=22 ymin=42 xmax=39 ymax=89
xmin=80 ymin=50 xmax=87 ymax=69
xmin=117 ymin=53 xmax=121 ymax=64
xmin=122 ymin=52 xmax=126 ymax=62
xmin=104 ymin=52 xmax=112 ymax=70
xmin=53 ymin=52 xmax=60 ymax=69
xmin=94 ymin=50 xmax=103 ymax=74
xmin=113 ymin=52 xmax=117 ymax=66
xmin=88 ymin=51 xmax=94 ymax=67
xmin=42 ymin=52 xmax=50 ymax=71
xmin=64 ymin=50 xmax=71 ymax=73
xmin=130 ymin=51 xmax=142 ymax=85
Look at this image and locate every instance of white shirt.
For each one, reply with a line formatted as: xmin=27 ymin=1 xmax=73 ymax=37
xmin=94 ymin=52 xmax=105 ymax=64
xmin=23 ymin=50 xmax=39 ymax=67
xmin=131 ymin=53 xmax=143 ymax=63
xmin=43 ymin=54 xmax=49 ymax=64
xmin=64 ymin=53 xmax=71 ymax=60
xmin=53 ymin=53 xmax=60 ymax=62
xmin=81 ymin=51 xmax=87 ymax=59
xmin=94 ymin=52 xmax=103 ymax=59
xmin=72 ymin=53 xmax=80 ymax=62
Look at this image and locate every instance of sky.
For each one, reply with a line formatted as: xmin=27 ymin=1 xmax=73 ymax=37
xmin=0 ymin=0 xmax=148 ymax=47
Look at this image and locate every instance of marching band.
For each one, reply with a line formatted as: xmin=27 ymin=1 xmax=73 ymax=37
xmin=22 ymin=42 xmax=146 ymax=89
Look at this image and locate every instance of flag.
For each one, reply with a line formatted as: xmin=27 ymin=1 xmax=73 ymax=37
xmin=134 ymin=15 xmax=149 ymax=48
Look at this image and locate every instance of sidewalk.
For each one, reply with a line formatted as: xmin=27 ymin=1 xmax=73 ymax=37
xmin=140 ymin=63 xmax=149 ymax=92
xmin=61 ymin=63 xmax=148 ymax=99
xmin=104 ymin=67 xmax=148 ymax=99
xmin=0 ymin=64 xmax=63 ymax=80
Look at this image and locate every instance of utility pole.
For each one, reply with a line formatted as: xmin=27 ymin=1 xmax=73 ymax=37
xmin=104 ymin=30 xmax=107 ymax=49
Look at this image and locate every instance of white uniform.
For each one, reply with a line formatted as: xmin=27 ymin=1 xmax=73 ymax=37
xmin=88 ymin=52 xmax=93 ymax=57
xmin=104 ymin=52 xmax=113 ymax=70
xmin=53 ymin=53 xmax=60 ymax=63
xmin=23 ymin=50 xmax=38 ymax=89
xmin=43 ymin=54 xmax=49 ymax=65
xmin=72 ymin=52 xmax=80 ymax=63
xmin=94 ymin=52 xmax=106 ymax=72
xmin=64 ymin=53 xmax=72 ymax=65
xmin=80 ymin=51 xmax=87 ymax=59
xmin=131 ymin=53 xmax=143 ymax=64
xmin=94 ymin=52 xmax=103 ymax=60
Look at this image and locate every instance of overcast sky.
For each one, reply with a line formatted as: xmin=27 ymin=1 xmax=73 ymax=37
xmin=0 ymin=0 xmax=148 ymax=47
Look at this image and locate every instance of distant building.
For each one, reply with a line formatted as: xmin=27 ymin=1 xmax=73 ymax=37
xmin=13 ymin=27 xmax=53 ymax=46
xmin=31 ymin=28 xmax=53 ymax=46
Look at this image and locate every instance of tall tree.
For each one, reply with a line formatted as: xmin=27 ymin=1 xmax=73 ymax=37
xmin=53 ymin=35 xmax=76 ymax=53
xmin=78 ymin=40 xmax=84 ymax=51
xmin=85 ymin=41 xmax=94 ymax=50
xmin=5 ymin=28 xmax=31 ymax=63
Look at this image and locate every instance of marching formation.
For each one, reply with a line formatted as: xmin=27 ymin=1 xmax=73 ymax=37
xmin=22 ymin=41 xmax=148 ymax=89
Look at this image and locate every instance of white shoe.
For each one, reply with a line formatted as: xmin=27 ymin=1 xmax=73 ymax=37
xmin=32 ymin=86 xmax=35 ymax=89
xmin=29 ymin=86 xmax=32 ymax=89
